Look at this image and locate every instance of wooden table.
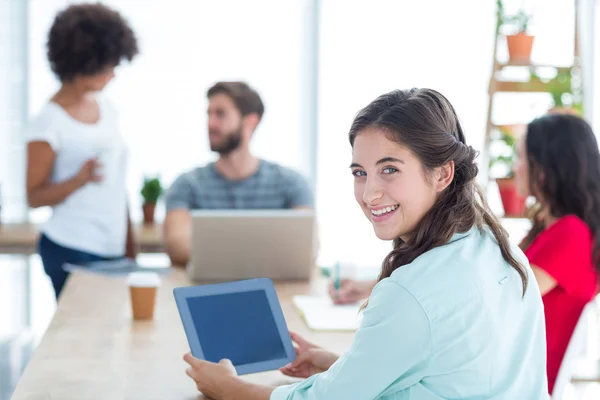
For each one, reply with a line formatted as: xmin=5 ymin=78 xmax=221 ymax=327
xmin=0 ymin=223 xmax=163 ymax=254
xmin=11 ymin=268 xmax=354 ymax=399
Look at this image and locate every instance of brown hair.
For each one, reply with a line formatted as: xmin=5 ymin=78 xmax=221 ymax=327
xmin=350 ymin=88 xmax=528 ymax=294
xmin=207 ymin=82 xmax=265 ymax=120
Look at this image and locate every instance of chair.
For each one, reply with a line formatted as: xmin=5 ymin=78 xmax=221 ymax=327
xmin=552 ymin=301 xmax=598 ymax=399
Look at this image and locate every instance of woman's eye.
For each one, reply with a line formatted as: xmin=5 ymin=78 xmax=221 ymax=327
xmin=352 ymin=170 xmax=366 ymax=177
xmin=382 ymin=167 xmax=398 ymax=174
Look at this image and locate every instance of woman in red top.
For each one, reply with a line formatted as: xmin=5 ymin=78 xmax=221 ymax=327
xmin=514 ymin=113 xmax=600 ymax=394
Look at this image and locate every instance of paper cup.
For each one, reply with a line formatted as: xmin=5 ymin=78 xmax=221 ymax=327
xmin=127 ymin=272 xmax=160 ymax=320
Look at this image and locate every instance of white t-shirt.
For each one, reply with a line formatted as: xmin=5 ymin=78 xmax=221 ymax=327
xmin=26 ymin=97 xmax=128 ymax=257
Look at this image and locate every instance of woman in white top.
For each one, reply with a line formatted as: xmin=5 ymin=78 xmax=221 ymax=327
xmin=26 ymin=3 xmax=139 ymax=298
xmin=182 ymin=88 xmax=548 ymax=399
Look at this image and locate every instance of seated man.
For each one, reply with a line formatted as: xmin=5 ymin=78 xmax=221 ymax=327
xmin=163 ymin=81 xmax=314 ymax=266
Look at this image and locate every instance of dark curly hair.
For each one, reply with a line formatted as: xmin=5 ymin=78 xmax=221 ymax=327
xmin=47 ymin=2 xmax=138 ymax=82
xmin=520 ymin=114 xmax=600 ymax=274
xmin=350 ymin=88 xmax=528 ymax=296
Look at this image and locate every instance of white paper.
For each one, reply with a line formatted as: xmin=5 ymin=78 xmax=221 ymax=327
xmin=292 ymin=295 xmax=363 ymax=331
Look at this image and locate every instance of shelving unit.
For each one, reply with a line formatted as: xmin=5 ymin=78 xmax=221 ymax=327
xmin=482 ymin=1 xmax=583 ymax=182
xmin=482 ymin=0 xmax=587 ymax=219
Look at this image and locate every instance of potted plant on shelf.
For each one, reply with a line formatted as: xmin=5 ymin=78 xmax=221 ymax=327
xmin=497 ymin=0 xmax=535 ymax=64
xmin=489 ymin=125 xmax=527 ymax=217
xmin=140 ymin=176 xmax=163 ymax=225
xmin=546 ymin=68 xmax=584 ymax=115
xmin=530 ymin=67 xmax=584 ymax=115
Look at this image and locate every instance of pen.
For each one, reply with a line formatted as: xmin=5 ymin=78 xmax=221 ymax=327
xmin=334 ymin=261 xmax=341 ymax=298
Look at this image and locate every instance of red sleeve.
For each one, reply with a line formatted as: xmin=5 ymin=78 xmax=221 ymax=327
xmin=526 ymin=215 xmax=594 ymax=294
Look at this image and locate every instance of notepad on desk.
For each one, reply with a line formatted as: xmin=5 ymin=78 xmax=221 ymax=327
xmin=292 ymin=295 xmax=363 ymax=331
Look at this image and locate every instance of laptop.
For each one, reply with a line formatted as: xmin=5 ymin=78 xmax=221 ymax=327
xmin=188 ymin=209 xmax=316 ymax=282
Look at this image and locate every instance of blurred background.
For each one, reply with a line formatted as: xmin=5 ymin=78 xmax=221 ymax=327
xmin=1 ymin=0 xmax=599 ymax=398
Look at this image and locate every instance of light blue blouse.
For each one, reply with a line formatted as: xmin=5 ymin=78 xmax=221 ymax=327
xmin=271 ymin=227 xmax=548 ymax=399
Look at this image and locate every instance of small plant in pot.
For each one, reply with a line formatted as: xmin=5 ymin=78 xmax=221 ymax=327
xmin=140 ymin=176 xmax=163 ymax=225
xmin=489 ymin=125 xmax=527 ymax=217
xmin=530 ymin=67 xmax=584 ymax=115
xmin=546 ymin=69 xmax=583 ymax=115
xmin=497 ymin=0 xmax=534 ymax=64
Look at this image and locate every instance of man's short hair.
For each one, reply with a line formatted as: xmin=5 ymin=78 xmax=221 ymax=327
xmin=207 ymin=82 xmax=265 ymax=120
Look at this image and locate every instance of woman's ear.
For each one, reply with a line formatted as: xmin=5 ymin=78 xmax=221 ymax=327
xmin=531 ymin=167 xmax=545 ymax=200
xmin=435 ymin=161 xmax=455 ymax=192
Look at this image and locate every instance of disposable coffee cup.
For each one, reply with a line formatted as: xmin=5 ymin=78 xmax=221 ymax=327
xmin=127 ymin=272 xmax=160 ymax=320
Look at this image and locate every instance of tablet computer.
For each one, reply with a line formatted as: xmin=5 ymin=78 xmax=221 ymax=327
xmin=173 ymin=278 xmax=296 ymax=375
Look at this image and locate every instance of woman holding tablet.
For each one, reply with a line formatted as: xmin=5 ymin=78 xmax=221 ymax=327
xmin=325 ymin=113 xmax=600 ymax=396
xmin=183 ymin=88 xmax=548 ymax=399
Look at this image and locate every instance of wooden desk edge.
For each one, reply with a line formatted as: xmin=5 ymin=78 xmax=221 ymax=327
xmin=0 ymin=223 xmax=164 ymax=254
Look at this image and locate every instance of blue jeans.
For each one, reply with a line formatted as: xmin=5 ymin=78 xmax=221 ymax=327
xmin=38 ymin=234 xmax=121 ymax=299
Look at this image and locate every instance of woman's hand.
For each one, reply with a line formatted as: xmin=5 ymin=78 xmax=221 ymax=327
xmin=279 ymin=332 xmax=339 ymax=378
xmin=75 ymin=158 xmax=103 ymax=186
xmin=184 ymin=353 xmax=238 ymax=399
xmin=27 ymin=142 xmax=101 ymax=207
xmin=328 ymin=279 xmax=375 ymax=304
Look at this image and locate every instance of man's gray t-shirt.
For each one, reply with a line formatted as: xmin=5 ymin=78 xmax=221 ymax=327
xmin=165 ymin=160 xmax=313 ymax=211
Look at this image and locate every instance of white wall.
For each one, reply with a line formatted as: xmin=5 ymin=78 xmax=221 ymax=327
xmin=27 ymin=0 xmax=317 ymax=223
xmin=8 ymin=0 xmax=595 ymax=267
xmin=314 ymin=0 xmax=580 ymax=266
xmin=0 ymin=0 xmax=28 ymax=223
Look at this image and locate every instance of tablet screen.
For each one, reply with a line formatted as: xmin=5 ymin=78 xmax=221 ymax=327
xmin=187 ymin=289 xmax=287 ymax=365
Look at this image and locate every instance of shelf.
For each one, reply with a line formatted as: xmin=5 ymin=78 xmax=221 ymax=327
xmin=491 ymin=123 xmax=526 ymax=131
xmin=490 ymin=79 xmax=551 ymax=93
xmin=497 ymin=61 xmax=572 ymax=73
xmin=489 ymin=124 xmax=527 ymax=138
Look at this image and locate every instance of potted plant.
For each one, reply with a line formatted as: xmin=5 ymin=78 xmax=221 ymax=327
xmin=497 ymin=0 xmax=534 ymax=63
xmin=546 ymin=69 xmax=584 ymax=115
xmin=530 ymin=67 xmax=584 ymax=115
xmin=489 ymin=125 xmax=527 ymax=217
xmin=140 ymin=176 xmax=163 ymax=225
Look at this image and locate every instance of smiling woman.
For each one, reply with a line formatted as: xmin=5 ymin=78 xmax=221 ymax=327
xmin=183 ymin=88 xmax=549 ymax=400
xmin=349 ymin=156 xmax=405 ymax=222
xmin=347 ymin=89 xmax=530 ymax=286
xmin=350 ymin=135 xmax=445 ymax=243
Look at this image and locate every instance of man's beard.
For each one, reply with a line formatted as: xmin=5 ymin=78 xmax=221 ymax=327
xmin=210 ymin=127 xmax=242 ymax=156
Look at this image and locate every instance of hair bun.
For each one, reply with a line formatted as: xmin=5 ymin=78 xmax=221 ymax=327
xmin=454 ymin=144 xmax=479 ymax=184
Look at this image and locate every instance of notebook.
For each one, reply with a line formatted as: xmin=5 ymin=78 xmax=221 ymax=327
xmin=292 ymin=295 xmax=363 ymax=331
